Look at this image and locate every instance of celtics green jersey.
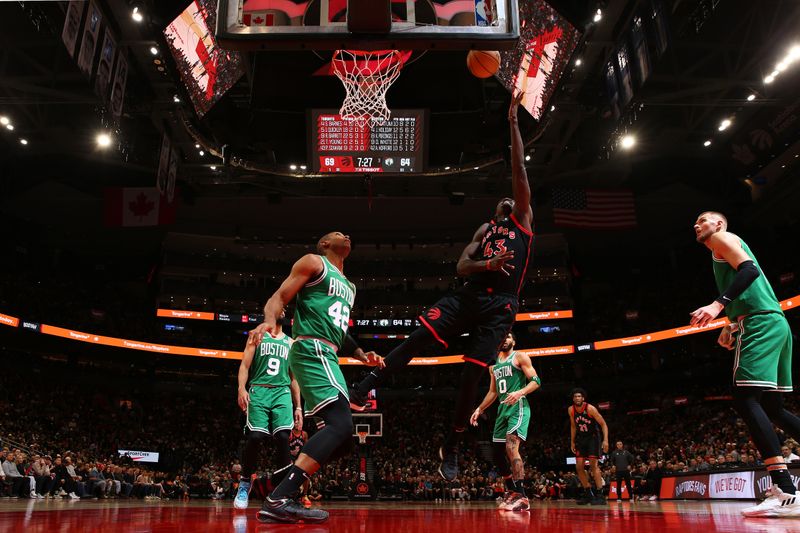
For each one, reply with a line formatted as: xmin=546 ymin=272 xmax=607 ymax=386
xmin=492 ymin=351 xmax=527 ymax=402
xmin=292 ymin=255 xmax=356 ymax=348
xmin=712 ymin=237 xmax=782 ymax=320
xmin=250 ymin=333 xmax=292 ymax=386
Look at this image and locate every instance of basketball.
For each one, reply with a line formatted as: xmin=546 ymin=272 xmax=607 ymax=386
xmin=467 ymin=50 xmax=501 ymax=78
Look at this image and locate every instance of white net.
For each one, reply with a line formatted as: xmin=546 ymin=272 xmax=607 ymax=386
xmin=331 ymin=49 xmax=405 ymax=126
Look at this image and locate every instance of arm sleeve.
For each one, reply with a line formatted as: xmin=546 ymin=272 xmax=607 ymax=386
xmin=340 ymin=334 xmax=360 ymax=357
xmin=715 ymin=260 xmax=760 ymax=307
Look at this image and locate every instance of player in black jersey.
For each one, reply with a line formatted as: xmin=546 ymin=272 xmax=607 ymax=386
xmin=287 ymin=426 xmax=311 ymax=507
xmin=351 ymin=92 xmax=538 ymax=481
xmin=568 ymin=388 xmax=608 ymax=505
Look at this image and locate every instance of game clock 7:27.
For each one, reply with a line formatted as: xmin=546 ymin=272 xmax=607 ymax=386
xmin=317 ymin=155 xmax=415 ymax=173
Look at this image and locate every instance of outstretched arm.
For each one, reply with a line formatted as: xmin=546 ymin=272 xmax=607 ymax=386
xmin=509 ymin=92 xmax=533 ymax=232
xmin=248 ymin=254 xmax=323 ymax=344
xmin=568 ymin=407 xmax=576 ymax=454
xmin=456 ymin=223 xmax=515 ymax=277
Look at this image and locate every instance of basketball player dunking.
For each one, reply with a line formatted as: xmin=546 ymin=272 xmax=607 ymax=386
xmin=569 ymin=389 xmax=608 ymax=505
xmin=470 ymin=332 xmax=540 ymax=511
xmin=350 ymin=92 xmax=538 ymax=481
xmin=691 ymin=211 xmax=800 ymax=517
xmin=248 ymin=232 xmax=383 ymax=523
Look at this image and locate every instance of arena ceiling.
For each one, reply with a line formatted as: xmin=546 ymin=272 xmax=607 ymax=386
xmin=0 ymin=0 xmax=799 ymax=253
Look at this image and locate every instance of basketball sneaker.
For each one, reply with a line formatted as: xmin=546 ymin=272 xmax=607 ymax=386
xmin=576 ymin=490 xmax=592 ymax=505
xmin=233 ymin=481 xmax=250 ymax=510
xmin=742 ymin=485 xmax=800 ymax=517
xmin=590 ymin=494 xmax=607 ymax=505
xmin=348 ymin=387 xmax=367 ymax=412
xmin=258 ymin=497 xmax=329 ymax=524
xmin=438 ymin=447 xmax=459 ymax=482
xmin=499 ymin=492 xmax=529 ymax=511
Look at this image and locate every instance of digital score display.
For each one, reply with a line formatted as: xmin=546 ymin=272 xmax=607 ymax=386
xmin=309 ymin=109 xmax=427 ymax=173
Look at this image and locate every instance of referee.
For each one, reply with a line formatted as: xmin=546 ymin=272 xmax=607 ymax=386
xmin=610 ymin=441 xmax=634 ymax=501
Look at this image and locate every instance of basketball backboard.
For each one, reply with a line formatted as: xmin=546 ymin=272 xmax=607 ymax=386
xmin=216 ymin=0 xmax=520 ymax=51
xmin=352 ymin=413 xmax=383 ymax=438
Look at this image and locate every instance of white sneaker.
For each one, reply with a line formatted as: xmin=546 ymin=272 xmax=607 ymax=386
xmin=69 ymin=492 xmax=80 ymax=500
xmin=742 ymin=485 xmax=800 ymax=517
xmin=30 ymin=491 xmax=37 ymax=499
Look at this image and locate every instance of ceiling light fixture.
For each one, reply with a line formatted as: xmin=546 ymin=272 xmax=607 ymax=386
xmin=594 ymin=9 xmax=602 ymax=22
xmin=703 ymin=140 xmax=711 ymax=147
xmin=150 ymin=46 xmax=158 ymax=56
xmin=620 ymin=135 xmax=636 ymax=150
xmin=132 ymin=7 xmax=143 ymax=22
xmin=747 ymin=94 xmax=756 ymax=101
xmin=96 ymin=133 xmax=112 ymax=147
xmin=19 ymin=138 xmax=28 ymax=145
xmin=0 ymin=116 xmax=9 ymax=126
xmin=718 ymin=119 xmax=732 ymax=131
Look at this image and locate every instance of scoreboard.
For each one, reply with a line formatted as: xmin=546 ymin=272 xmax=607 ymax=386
xmin=309 ymin=109 xmax=427 ymax=173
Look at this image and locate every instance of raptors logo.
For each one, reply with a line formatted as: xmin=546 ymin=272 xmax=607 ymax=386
xmin=427 ymin=307 xmax=442 ymax=321
xmin=356 ymin=482 xmax=369 ymax=495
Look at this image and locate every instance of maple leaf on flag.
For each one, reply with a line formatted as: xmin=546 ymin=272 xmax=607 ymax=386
xmin=129 ymin=192 xmax=155 ymax=219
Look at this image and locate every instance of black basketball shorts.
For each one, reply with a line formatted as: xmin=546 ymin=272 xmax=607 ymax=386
xmin=575 ymin=435 xmax=601 ymax=460
xmin=417 ymin=284 xmax=519 ymax=367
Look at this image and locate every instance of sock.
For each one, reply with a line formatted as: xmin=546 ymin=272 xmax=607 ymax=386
xmin=269 ymin=465 xmax=310 ymax=501
xmin=769 ymin=467 xmax=797 ymax=494
xmin=514 ymin=480 xmax=526 ymax=497
xmin=270 ymin=463 xmax=292 ymax=488
xmin=504 ymin=476 xmax=515 ymax=492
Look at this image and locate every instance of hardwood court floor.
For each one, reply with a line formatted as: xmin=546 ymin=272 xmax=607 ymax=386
xmin=1 ymin=499 xmax=799 ymax=532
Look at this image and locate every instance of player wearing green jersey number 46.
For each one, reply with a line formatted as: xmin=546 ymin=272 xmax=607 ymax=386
xmin=247 ymin=232 xmax=384 ymax=524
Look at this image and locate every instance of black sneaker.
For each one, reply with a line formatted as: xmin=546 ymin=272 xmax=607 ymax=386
xmin=438 ymin=446 xmax=458 ymax=481
xmin=257 ymin=497 xmax=329 ymax=524
xmin=590 ymin=495 xmax=607 ymax=505
xmin=576 ymin=492 xmax=592 ymax=505
xmin=349 ymin=387 xmax=367 ymax=412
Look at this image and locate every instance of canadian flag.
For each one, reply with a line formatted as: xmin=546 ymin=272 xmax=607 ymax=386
xmin=243 ymin=11 xmax=273 ymax=26
xmin=104 ymin=187 xmax=177 ymax=227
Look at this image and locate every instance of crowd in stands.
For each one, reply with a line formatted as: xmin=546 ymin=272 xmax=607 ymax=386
xmin=3 ymin=350 xmax=800 ymax=504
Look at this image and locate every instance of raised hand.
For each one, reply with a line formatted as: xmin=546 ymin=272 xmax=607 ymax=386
xmin=487 ymin=251 xmax=516 ymax=276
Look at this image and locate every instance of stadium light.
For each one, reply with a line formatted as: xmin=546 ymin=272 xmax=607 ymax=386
xmin=747 ymin=94 xmax=756 ymax=101
xmin=620 ymin=135 xmax=636 ymax=150
xmin=20 ymin=138 xmax=28 ymax=145
xmin=703 ymin=140 xmax=711 ymax=147
xmin=718 ymin=119 xmax=732 ymax=131
xmin=131 ymin=7 xmax=143 ymax=22
xmin=0 ymin=116 xmax=9 ymax=126
xmin=594 ymin=9 xmax=602 ymax=22
xmin=96 ymin=133 xmax=112 ymax=147
xmin=150 ymin=46 xmax=158 ymax=56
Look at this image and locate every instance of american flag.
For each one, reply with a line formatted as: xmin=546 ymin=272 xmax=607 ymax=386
xmin=552 ymin=189 xmax=636 ymax=229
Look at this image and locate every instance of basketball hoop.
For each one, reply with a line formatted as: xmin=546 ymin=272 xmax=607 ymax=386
xmin=357 ymin=430 xmax=369 ymax=445
xmin=331 ymin=49 xmax=405 ymax=126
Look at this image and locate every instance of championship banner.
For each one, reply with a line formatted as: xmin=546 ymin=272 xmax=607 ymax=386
xmin=61 ymin=1 xmax=85 ymax=59
xmin=709 ymin=471 xmax=754 ymax=499
xmin=118 ymin=450 xmax=160 ymax=463
xmin=94 ymin=28 xmax=117 ymax=101
xmin=76 ymin=0 xmax=102 ymax=77
xmin=156 ymin=133 xmax=171 ymax=195
xmin=110 ymin=52 xmax=129 ymax=118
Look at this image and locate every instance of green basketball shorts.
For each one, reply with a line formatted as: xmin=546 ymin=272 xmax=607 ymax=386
xmin=492 ymin=398 xmax=531 ymax=442
xmin=289 ymin=338 xmax=349 ymax=416
xmin=245 ymin=385 xmax=293 ymax=435
xmin=733 ymin=312 xmax=793 ymax=392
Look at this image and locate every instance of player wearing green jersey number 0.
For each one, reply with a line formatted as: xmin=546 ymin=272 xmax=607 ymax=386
xmin=247 ymin=232 xmax=384 ymax=524
xmin=691 ymin=212 xmax=800 ymax=518
xmin=470 ymin=332 xmax=540 ymax=512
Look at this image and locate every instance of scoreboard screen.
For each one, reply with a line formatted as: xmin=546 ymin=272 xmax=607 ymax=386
xmin=309 ymin=109 xmax=427 ymax=173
